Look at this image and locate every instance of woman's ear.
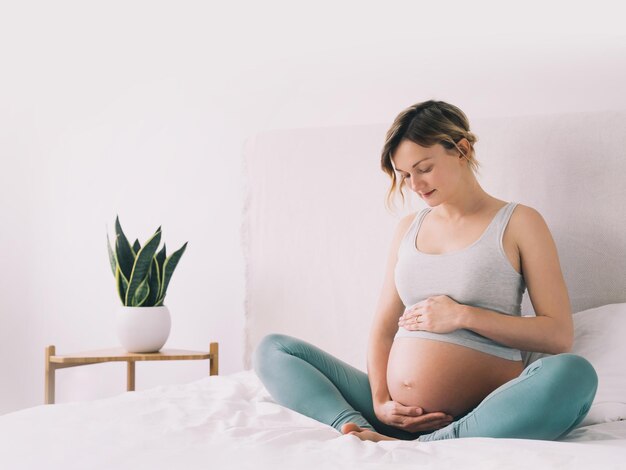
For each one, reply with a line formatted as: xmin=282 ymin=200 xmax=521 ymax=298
xmin=457 ymin=138 xmax=471 ymax=156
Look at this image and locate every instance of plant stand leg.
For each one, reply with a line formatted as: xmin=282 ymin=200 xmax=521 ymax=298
xmin=45 ymin=345 xmax=56 ymax=404
xmin=127 ymin=361 xmax=135 ymax=391
xmin=209 ymin=342 xmax=219 ymax=376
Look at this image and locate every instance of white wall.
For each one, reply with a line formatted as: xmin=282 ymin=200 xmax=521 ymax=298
xmin=1 ymin=0 xmax=624 ymax=415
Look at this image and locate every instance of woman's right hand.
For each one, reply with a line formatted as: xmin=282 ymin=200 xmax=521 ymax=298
xmin=374 ymin=399 xmax=454 ymax=433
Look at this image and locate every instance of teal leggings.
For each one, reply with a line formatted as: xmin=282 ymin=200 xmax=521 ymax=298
xmin=252 ymin=333 xmax=598 ymax=441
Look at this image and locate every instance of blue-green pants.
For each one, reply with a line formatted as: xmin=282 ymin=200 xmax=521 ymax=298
xmin=252 ymin=333 xmax=598 ymax=441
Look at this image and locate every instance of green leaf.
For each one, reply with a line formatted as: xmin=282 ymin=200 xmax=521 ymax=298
xmin=156 ymin=243 xmax=166 ymax=293
xmin=131 ymin=226 xmax=159 ymax=256
xmin=115 ymin=265 xmax=128 ymax=305
xmin=131 ymin=276 xmax=150 ymax=306
xmin=115 ymin=215 xmax=135 ymax=281
xmin=125 ymin=229 xmax=162 ymax=306
xmin=132 ymin=239 xmax=141 ymax=256
xmin=145 ymin=257 xmax=161 ymax=306
xmin=157 ymin=241 xmax=188 ymax=303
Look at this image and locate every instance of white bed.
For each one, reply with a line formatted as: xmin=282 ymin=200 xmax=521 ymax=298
xmin=0 ymin=366 xmax=625 ymax=470
xmin=2 ymin=109 xmax=626 ymax=468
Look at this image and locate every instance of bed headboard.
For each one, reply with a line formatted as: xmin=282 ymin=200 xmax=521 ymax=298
xmin=242 ymin=109 xmax=626 ymax=371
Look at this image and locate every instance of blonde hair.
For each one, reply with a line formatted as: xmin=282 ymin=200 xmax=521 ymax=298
xmin=380 ymin=100 xmax=481 ymax=213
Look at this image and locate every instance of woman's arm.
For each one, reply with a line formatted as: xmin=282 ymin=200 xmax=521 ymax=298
xmin=460 ymin=205 xmax=574 ymax=354
xmin=458 ymin=307 xmax=570 ymax=354
xmin=367 ymin=329 xmax=395 ymax=403
xmin=367 ymin=214 xmax=414 ymax=404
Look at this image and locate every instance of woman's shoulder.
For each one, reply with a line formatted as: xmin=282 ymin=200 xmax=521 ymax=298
xmin=398 ymin=208 xmax=429 ymax=229
xmin=396 ymin=211 xmax=418 ymax=232
xmin=510 ymin=203 xmax=544 ymax=224
xmin=509 ymin=203 xmax=551 ymax=249
xmin=392 ymin=210 xmax=423 ymax=242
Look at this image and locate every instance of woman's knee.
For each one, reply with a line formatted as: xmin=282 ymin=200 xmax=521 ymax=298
xmin=541 ymin=353 xmax=598 ymax=400
xmin=252 ymin=333 xmax=294 ymax=374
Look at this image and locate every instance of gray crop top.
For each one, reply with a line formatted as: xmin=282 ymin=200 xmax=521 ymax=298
xmin=394 ymin=201 xmax=527 ymax=361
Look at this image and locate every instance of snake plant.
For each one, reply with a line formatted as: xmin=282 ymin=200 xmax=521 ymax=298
xmin=106 ymin=215 xmax=188 ymax=306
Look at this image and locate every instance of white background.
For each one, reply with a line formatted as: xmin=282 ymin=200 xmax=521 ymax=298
xmin=1 ymin=0 xmax=625 ymax=415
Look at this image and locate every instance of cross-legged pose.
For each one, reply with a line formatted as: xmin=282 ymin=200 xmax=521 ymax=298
xmin=253 ymin=100 xmax=598 ymax=442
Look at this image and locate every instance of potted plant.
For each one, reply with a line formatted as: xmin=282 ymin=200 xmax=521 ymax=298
xmin=107 ymin=215 xmax=188 ymax=353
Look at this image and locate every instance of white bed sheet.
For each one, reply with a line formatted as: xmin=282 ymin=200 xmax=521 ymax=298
xmin=1 ymin=370 xmax=625 ymax=470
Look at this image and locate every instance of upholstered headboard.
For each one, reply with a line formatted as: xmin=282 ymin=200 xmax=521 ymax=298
xmin=241 ymin=109 xmax=626 ymax=371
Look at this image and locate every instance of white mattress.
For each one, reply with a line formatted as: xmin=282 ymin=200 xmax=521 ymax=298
xmin=1 ymin=370 xmax=625 ymax=469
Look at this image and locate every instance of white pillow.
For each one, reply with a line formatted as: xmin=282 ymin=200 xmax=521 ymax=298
xmin=521 ymin=302 xmax=626 ymax=427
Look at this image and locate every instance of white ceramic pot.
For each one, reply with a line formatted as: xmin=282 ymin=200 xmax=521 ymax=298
xmin=115 ymin=305 xmax=171 ymax=353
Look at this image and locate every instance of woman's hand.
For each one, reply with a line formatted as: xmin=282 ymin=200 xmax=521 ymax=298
xmin=374 ymin=399 xmax=454 ymax=433
xmin=398 ymin=295 xmax=464 ymax=334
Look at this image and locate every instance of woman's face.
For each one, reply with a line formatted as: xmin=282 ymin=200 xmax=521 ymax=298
xmin=392 ymin=139 xmax=465 ymax=205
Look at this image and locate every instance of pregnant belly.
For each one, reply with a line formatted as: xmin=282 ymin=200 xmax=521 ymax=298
xmin=387 ymin=337 xmax=525 ymax=419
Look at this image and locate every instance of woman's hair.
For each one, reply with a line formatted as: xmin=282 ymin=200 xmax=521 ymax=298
xmin=380 ymin=100 xmax=481 ymax=213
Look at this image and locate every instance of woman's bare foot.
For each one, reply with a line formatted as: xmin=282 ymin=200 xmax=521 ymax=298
xmin=340 ymin=422 xmax=398 ymax=442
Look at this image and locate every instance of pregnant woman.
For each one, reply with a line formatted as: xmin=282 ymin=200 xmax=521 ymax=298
xmin=252 ymin=100 xmax=598 ymax=442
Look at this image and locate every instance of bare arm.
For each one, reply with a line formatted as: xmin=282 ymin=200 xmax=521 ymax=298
xmin=367 ymin=334 xmax=395 ymax=404
xmin=367 ymin=214 xmax=414 ymax=405
xmin=460 ymin=306 xmax=568 ymax=354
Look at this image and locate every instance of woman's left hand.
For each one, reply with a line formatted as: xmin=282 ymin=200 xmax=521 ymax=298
xmin=398 ymin=295 xmax=464 ymax=334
